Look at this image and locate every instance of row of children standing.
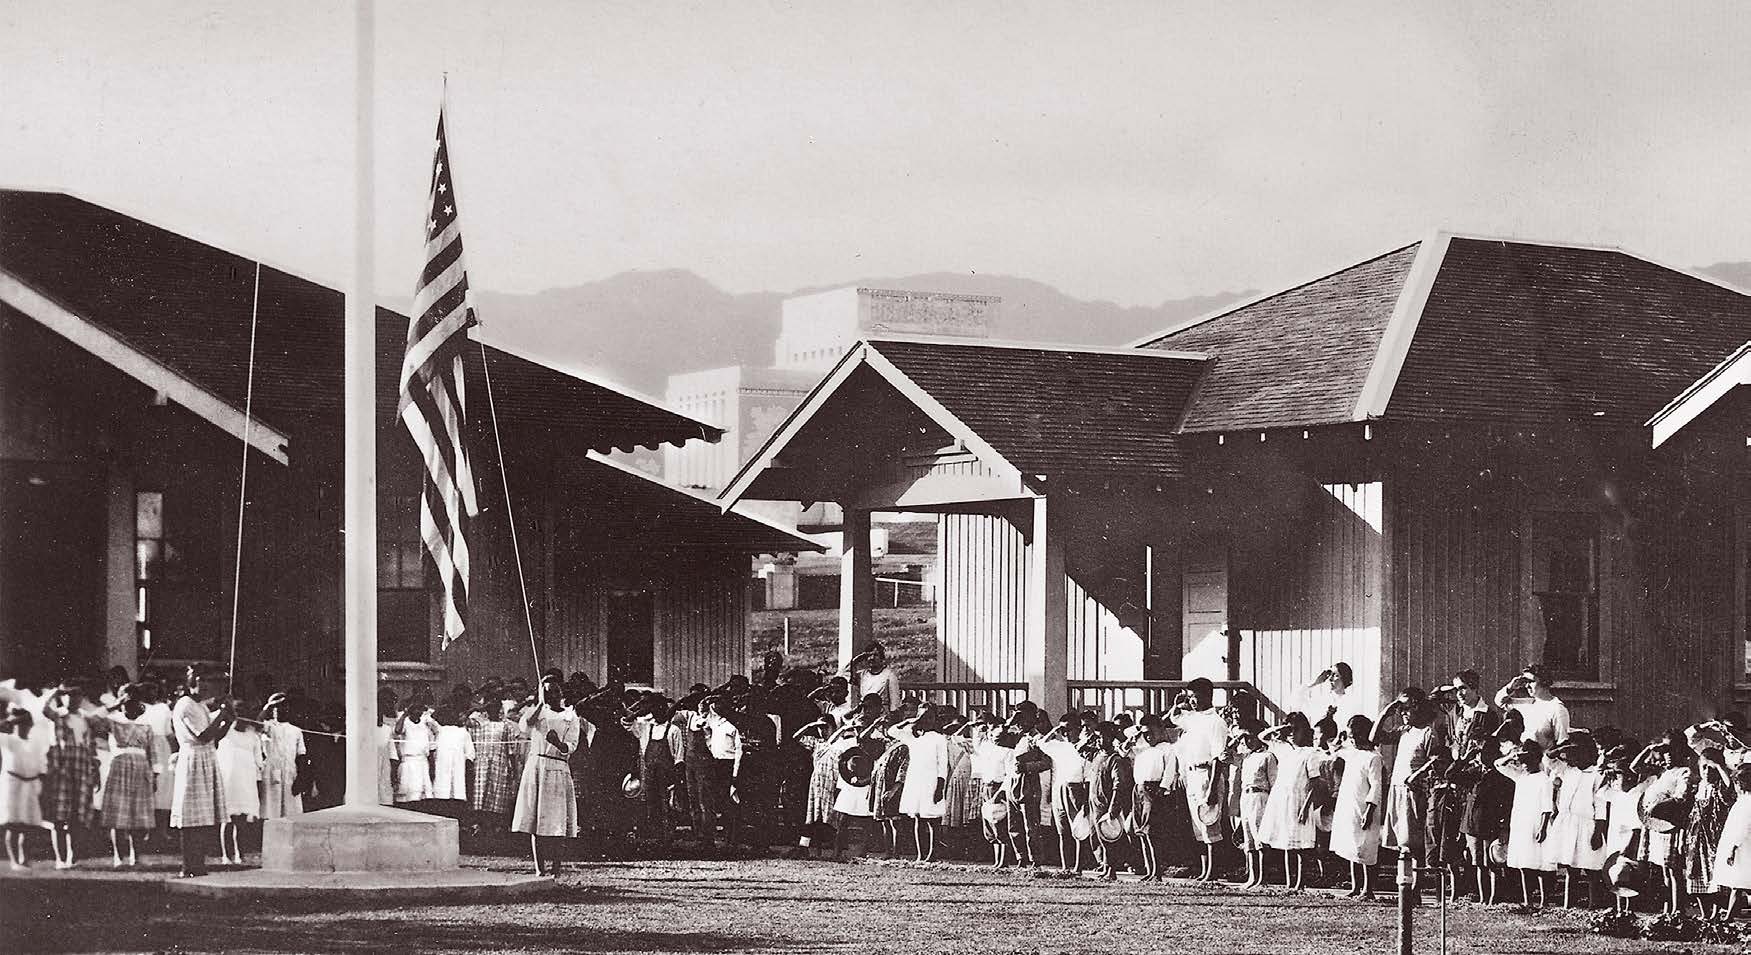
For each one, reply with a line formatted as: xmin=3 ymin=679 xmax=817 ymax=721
xmin=0 ymin=665 xmax=309 ymax=875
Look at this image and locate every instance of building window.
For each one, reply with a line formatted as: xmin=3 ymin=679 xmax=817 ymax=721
xmin=1527 ymin=510 xmax=1600 ymax=679
xmin=378 ymin=493 xmax=429 ymax=663
xmin=134 ymin=490 xmax=182 ymax=652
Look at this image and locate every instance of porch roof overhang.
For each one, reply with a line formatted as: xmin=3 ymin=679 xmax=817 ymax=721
xmin=562 ymin=451 xmax=825 ymax=554
xmin=1646 ymin=341 xmax=1751 ymax=448
xmin=719 ymin=337 xmax=1210 ymax=511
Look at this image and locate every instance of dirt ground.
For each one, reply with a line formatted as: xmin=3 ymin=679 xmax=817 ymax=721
xmin=4 ymin=851 xmax=1746 ymax=955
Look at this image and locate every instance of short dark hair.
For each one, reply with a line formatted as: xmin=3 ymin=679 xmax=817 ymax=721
xmin=1455 ymin=669 xmax=1482 ymax=689
xmin=1333 ymin=662 xmax=1353 ymax=684
xmin=1187 ymin=677 xmax=1214 ymax=697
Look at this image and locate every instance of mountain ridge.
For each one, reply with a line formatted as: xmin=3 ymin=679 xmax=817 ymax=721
xmin=467 ymin=270 xmax=1251 ymax=393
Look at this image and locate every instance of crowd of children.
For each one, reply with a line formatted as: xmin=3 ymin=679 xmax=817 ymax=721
xmin=2 ymin=651 xmax=1748 ymax=928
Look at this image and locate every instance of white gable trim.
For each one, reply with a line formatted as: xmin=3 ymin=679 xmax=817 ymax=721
xmin=0 ymin=266 xmax=290 ymax=465
xmin=860 ymin=346 xmax=1026 ymax=485
xmin=1647 ymin=342 xmax=1751 ymax=448
xmin=718 ymin=341 xmax=1027 ymax=510
xmin=1352 ymin=232 xmax=1452 ymax=421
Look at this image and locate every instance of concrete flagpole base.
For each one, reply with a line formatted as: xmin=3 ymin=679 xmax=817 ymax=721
xmin=165 ymin=804 xmax=549 ymax=900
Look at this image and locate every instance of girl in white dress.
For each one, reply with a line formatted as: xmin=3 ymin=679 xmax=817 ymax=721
xmin=898 ymin=709 xmax=950 ymax=862
xmin=1545 ymin=734 xmax=1606 ymax=908
xmin=430 ymin=708 xmax=475 ymax=804
xmin=511 ymin=680 xmax=580 ymax=876
xmin=1258 ymin=716 xmax=1318 ymax=890
xmin=392 ymin=702 xmax=441 ymax=804
xmin=1497 ymin=740 xmax=1556 ymax=907
xmin=0 ymin=706 xmax=46 ymax=869
xmin=1713 ymin=764 xmax=1751 ymax=920
xmin=1330 ymin=715 xmax=1385 ymax=898
xmin=214 ymin=702 xmax=263 ymax=864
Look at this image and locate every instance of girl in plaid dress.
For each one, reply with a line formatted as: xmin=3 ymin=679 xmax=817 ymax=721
xmin=98 ymin=686 xmax=159 ymax=866
xmin=42 ymin=685 xmax=100 ymax=869
xmin=171 ymin=665 xmax=235 ymax=878
xmin=468 ymin=701 xmax=517 ymax=827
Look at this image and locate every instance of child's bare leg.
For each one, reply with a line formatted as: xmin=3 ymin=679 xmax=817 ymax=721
xmin=111 ymin=829 xmax=125 ymax=865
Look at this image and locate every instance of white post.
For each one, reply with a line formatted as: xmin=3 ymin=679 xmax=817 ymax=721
xmin=837 ymin=508 xmax=874 ymax=671
xmin=343 ymin=0 xmax=379 ymax=808
xmin=1024 ymin=495 xmax=1068 ymax=711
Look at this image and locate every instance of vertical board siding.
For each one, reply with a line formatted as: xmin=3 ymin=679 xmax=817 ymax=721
xmin=1066 ymin=573 xmax=1144 ymax=681
xmin=938 ymin=512 xmax=1027 ymax=682
xmin=655 ymin=554 xmax=749 ymax=693
xmin=1387 ymin=436 xmax=1741 ymax=733
xmin=1231 ymin=481 xmax=1384 ymax=713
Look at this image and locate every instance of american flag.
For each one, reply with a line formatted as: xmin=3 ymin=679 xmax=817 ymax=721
xmin=400 ymin=107 xmax=480 ymax=649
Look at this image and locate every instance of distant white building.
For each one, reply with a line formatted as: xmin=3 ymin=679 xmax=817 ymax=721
xmin=665 ymin=287 xmax=1000 ymax=497
xmin=666 ymin=287 xmax=1000 ymax=609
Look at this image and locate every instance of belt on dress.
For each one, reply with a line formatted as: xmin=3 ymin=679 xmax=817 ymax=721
xmin=6 ymin=770 xmax=43 ymax=782
xmin=539 ymin=753 xmax=569 ymax=762
xmin=112 ymin=746 xmax=148 ymax=757
xmin=1245 ymin=786 xmax=1270 ymax=793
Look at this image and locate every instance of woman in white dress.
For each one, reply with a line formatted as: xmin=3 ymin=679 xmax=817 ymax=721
xmin=898 ymin=709 xmax=950 ymax=862
xmin=510 ymin=679 xmax=579 ymax=875
xmin=1496 ymin=740 xmax=1556 ymax=907
xmin=213 ymin=700 xmax=263 ymax=864
xmin=392 ymin=701 xmax=441 ymax=805
xmin=1330 ymin=715 xmax=1385 ymax=898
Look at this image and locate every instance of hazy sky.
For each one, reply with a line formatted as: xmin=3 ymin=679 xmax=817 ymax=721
xmin=5 ymin=1 xmax=1750 ymax=307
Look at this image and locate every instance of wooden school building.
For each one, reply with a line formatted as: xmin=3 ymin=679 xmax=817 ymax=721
xmin=0 ymin=189 xmax=817 ymax=699
xmin=722 ymin=234 xmax=1751 ymax=731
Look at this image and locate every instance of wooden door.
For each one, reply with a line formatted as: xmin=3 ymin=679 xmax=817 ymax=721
xmin=1181 ymin=543 xmax=1230 ymax=683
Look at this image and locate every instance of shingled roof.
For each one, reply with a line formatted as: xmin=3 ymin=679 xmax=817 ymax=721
xmin=1137 ymin=234 xmax=1751 ymax=434
xmin=865 ymin=339 xmax=1207 ymax=478
xmin=1389 ymin=237 xmax=1751 ymax=429
xmin=0 ymin=189 xmax=722 ymax=454
xmin=1136 ymin=243 xmax=1420 ymax=433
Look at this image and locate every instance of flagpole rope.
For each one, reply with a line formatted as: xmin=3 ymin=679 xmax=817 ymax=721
xmin=478 ymin=340 xmax=543 ymax=684
xmin=227 ymin=262 xmax=263 ymax=695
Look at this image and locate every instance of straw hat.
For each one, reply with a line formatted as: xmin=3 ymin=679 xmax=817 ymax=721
xmin=1095 ymin=815 xmax=1127 ymax=844
xmin=1070 ymin=811 xmax=1094 ymax=842
xmin=837 ymin=749 xmax=875 ymax=788
xmin=1605 ymin=850 xmax=1652 ymax=898
xmin=621 ymin=775 xmax=644 ymax=800
xmin=981 ymin=799 xmax=1010 ymax=825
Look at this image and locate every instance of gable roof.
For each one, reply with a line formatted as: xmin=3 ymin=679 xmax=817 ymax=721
xmin=1646 ymin=340 xmax=1751 ymax=447
xmin=1137 ymin=233 xmax=1751 ymax=433
xmin=720 ymin=337 xmax=1208 ymax=505
xmin=1136 ymin=243 xmax=1422 ymax=432
xmin=0 ymin=189 xmax=722 ymax=454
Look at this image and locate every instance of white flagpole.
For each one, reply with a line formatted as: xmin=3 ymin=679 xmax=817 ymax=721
xmin=344 ymin=0 xmax=380 ymax=808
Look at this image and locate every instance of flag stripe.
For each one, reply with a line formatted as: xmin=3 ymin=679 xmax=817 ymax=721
xmin=400 ymin=107 xmax=480 ymax=651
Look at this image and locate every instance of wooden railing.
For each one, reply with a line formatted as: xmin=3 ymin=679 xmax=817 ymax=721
xmin=902 ymin=682 xmax=1029 ymax=716
xmin=901 ymin=679 xmax=1284 ymax=723
xmin=1066 ymin=679 xmax=1285 ymax=723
